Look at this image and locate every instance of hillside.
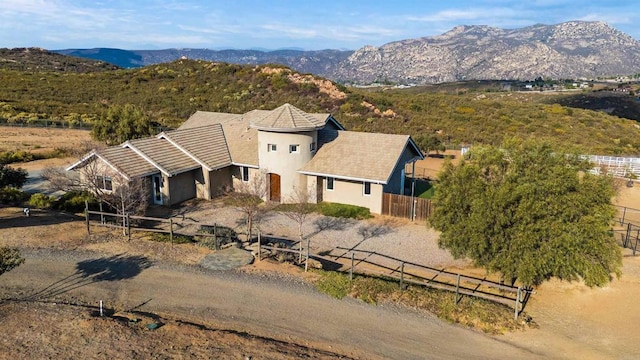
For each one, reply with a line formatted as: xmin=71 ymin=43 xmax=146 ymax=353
xmin=52 ymin=21 xmax=640 ymax=84
xmin=1 ymin=58 xmax=640 ymax=155
xmin=0 ymin=47 xmax=119 ymax=73
xmin=54 ymin=47 xmax=353 ymax=75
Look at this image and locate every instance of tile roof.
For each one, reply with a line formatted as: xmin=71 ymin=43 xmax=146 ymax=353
xmin=96 ymin=146 xmax=159 ymax=179
xmin=249 ymin=103 xmax=329 ymax=132
xmin=299 ymin=131 xmax=421 ymax=183
xmin=125 ymin=137 xmax=200 ymax=176
xmin=179 ymin=110 xmax=265 ymax=167
xmin=179 ymin=111 xmax=243 ymax=130
xmin=159 ymin=124 xmax=232 ymax=170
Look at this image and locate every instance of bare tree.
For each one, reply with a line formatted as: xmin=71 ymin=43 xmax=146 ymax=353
xmin=280 ymin=187 xmax=316 ymax=271
xmin=228 ymin=171 xmax=272 ymax=243
xmin=43 ymin=152 xmax=148 ymax=230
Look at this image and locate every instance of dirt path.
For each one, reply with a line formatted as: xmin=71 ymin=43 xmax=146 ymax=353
xmin=0 ymin=250 xmax=541 ymax=360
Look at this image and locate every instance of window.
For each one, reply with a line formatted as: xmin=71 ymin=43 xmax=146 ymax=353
xmin=268 ymin=144 xmax=277 ymax=152
xmin=289 ymin=144 xmax=299 ymax=153
xmin=241 ymin=166 xmax=249 ymax=182
xmin=363 ymin=182 xmax=371 ymax=196
xmin=326 ymin=177 xmax=334 ymax=191
xmin=96 ymin=176 xmax=113 ymax=191
xmin=310 ymin=142 xmax=316 ymax=152
xmin=104 ymin=177 xmax=113 ymax=191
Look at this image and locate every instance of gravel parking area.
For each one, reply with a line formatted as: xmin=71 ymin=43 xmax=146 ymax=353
xmin=179 ymin=199 xmax=468 ymax=269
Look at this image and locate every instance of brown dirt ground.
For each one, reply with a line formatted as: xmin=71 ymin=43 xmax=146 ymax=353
xmin=3 ymin=128 xmax=640 ymax=358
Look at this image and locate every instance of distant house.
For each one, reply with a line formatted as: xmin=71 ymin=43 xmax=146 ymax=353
xmin=68 ymin=104 xmax=423 ymax=214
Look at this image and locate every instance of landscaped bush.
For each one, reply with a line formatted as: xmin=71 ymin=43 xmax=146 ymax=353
xmin=194 ymin=225 xmax=238 ymax=249
xmin=319 ymin=202 xmax=372 ymax=219
xmin=28 ymin=193 xmax=54 ymax=209
xmin=0 ymin=187 xmax=30 ymax=205
xmin=53 ymin=190 xmax=98 ymax=213
xmin=147 ymin=232 xmax=194 ymax=244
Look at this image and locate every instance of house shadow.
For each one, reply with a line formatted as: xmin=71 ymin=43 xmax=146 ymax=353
xmin=18 ymin=254 xmax=152 ymax=302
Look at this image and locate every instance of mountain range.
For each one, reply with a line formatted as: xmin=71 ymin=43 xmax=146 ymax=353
xmin=49 ymin=21 xmax=640 ymax=85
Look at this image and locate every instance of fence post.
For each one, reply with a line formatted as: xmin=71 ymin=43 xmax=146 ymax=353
xmin=214 ymin=224 xmax=220 ymax=250
xmin=99 ymin=201 xmax=104 ymax=224
xmin=257 ymin=230 xmax=261 ymax=261
xmin=169 ymin=218 xmax=174 ymax=246
xmin=305 ymin=237 xmax=310 ymax=272
xmin=514 ymin=287 xmax=521 ymax=320
xmin=84 ymin=200 xmax=90 ymax=235
xmin=126 ymin=213 xmax=131 ymax=241
xmin=625 ymin=223 xmax=632 ymax=248
xmin=455 ymin=274 xmax=461 ymax=304
xmin=621 ymin=207 xmax=627 ymax=225
xmin=350 ymin=252 xmax=354 ymax=284
xmin=400 ymin=262 xmax=405 ymax=290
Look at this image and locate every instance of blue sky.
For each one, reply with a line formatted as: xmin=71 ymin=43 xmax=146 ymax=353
xmin=1 ymin=0 xmax=638 ymax=50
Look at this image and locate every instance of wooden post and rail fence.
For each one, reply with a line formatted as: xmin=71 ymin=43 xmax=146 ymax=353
xmin=256 ymin=232 xmax=528 ymax=319
xmin=85 ymin=202 xmax=532 ymax=317
xmin=84 ymin=201 xmax=230 ymax=248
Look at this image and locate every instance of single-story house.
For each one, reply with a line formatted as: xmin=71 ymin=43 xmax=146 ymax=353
xmin=68 ymin=103 xmax=423 ymax=214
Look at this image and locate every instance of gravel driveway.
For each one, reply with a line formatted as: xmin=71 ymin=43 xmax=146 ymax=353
xmin=180 ymin=200 xmax=468 ymax=269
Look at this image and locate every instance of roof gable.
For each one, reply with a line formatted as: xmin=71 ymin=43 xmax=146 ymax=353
xmin=67 ymin=146 xmax=160 ymax=179
xmin=159 ymin=124 xmax=232 ymax=170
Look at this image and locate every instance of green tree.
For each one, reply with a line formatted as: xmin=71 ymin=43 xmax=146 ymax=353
xmin=414 ymin=134 xmax=445 ymax=156
xmin=0 ymin=164 xmax=28 ymax=188
xmin=0 ymin=247 xmax=25 ymax=276
xmin=430 ymin=139 xmax=622 ymax=287
xmin=91 ymin=104 xmax=155 ymax=145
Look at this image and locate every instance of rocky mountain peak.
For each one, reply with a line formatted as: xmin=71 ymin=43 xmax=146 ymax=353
xmin=331 ymin=21 xmax=640 ymax=84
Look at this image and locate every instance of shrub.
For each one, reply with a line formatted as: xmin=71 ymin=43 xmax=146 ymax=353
xmin=315 ymin=270 xmax=351 ymax=299
xmin=194 ymin=225 xmax=238 ymax=249
xmin=147 ymin=232 xmax=194 ymax=244
xmin=53 ymin=190 xmax=98 ymax=213
xmin=28 ymin=193 xmax=54 ymax=209
xmin=0 ymin=187 xmax=30 ymax=205
xmin=0 ymin=164 xmax=28 ymax=188
xmin=319 ymin=202 xmax=372 ymax=219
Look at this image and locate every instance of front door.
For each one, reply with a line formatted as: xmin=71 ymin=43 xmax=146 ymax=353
xmin=269 ymin=173 xmax=281 ymax=202
xmin=152 ymin=174 xmax=163 ymax=205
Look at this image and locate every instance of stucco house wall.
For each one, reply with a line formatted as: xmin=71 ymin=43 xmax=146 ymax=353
xmin=321 ymin=178 xmax=384 ymax=214
xmin=165 ymin=171 xmax=196 ymax=206
xmin=257 ymin=130 xmax=317 ymax=202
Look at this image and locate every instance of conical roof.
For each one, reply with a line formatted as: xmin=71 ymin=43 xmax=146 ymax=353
xmin=250 ymin=103 xmax=328 ymax=132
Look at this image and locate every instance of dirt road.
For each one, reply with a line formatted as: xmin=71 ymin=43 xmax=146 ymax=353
xmin=1 ymin=250 xmax=541 ymax=360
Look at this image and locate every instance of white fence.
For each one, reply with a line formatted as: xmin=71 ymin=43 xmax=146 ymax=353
xmin=585 ymin=155 xmax=640 ymax=178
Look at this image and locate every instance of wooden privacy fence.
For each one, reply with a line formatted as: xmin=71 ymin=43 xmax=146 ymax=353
xmin=382 ymin=193 xmax=433 ymax=221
